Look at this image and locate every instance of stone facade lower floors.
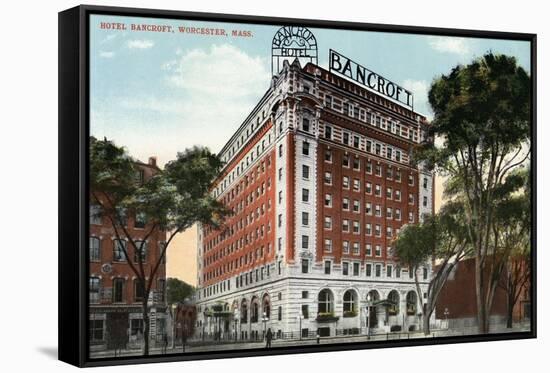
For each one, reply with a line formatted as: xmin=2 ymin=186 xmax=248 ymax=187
xmin=89 ymin=305 xmax=167 ymax=352
xmin=195 ymin=277 xmax=431 ymax=340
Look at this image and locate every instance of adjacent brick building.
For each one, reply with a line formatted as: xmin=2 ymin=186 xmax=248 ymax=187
xmin=89 ymin=157 xmax=168 ymax=351
xmin=196 ymin=58 xmax=435 ymax=340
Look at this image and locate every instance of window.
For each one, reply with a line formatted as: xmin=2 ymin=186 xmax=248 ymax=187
xmin=343 ymin=290 xmax=357 ymax=313
xmin=353 ymin=262 xmax=360 ymax=275
xmin=343 ymin=176 xmax=350 ymax=189
xmin=302 ymin=141 xmax=309 ymax=156
xmin=342 ymin=220 xmax=350 ymax=232
xmin=89 ymin=318 xmax=104 ymax=342
xmin=353 ymin=179 xmax=360 ymax=192
xmin=395 ymin=190 xmax=401 ymax=201
xmin=325 ymin=126 xmax=332 ymax=140
xmin=395 ymin=208 xmax=402 ymax=221
xmin=365 ymin=182 xmax=372 ymax=194
xmin=278 ymin=168 xmax=283 ymax=180
xmin=90 ymin=204 xmax=102 ymax=225
xmin=342 ymin=198 xmax=350 ymax=210
xmin=324 ymin=171 xmax=332 ymax=185
xmin=302 ymin=118 xmax=310 ymax=132
xmin=302 ymin=188 xmax=309 ymax=202
xmin=302 ymin=235 xmax=309 ymax=249
xmin=301 ymin=259 xmax=309 ymax=274
xmin=130 ymin=319 xmax=143 ymax=336
xmin=366 ymin=244 xmax=372 ymax=255
xmin=408 ymin=174 xmax=414 ymax=186
xmin=279 ymin=144 xmax=283 ymax=157
xmin=324 ymin=239 xmax=332 ymax=252
xmin=89 ymin=277 xmax=100 ymax=304
xmin=375 ymin=165 xmax=382 ymax=177
xmin=302 ymin=305 xmax=309 ymax=319
xmin=116 ymin=207 xmax=128 ymax=227
xmin=325 ymin=149 xmax=332 ymax=161
xmin=353 ymin=200 xmax=360 ymax=213
xmin=365 ymin=224 xmax=372 ymax=235
xmin=113 ymin=239 xmax=127 ymax=262
xmin=375 ymin=205 xmax=381 ymax=217
xmin=423 ymin=177 xmax=428 ymax=189
xmin=134 ymin=241 xmax=147 ymax=263
xmin=324 ymin=260 xmax=331 ymax=274
xmin=325 ymin=194 xmax=332 ymax=207
xmin=342 ymin=262 xmax=349 ymax=275
xmin=278 ymin=191 xmax=283 ymax=204
xmin=343 ymin=132 xmax=350 ymax=145
xmin=409 ymin=212 xmax=415 ymax=223
xmin=134 ymin=279 xmax=144 ymax=302
xmin=423 ymin=267 xmax=428 ymax=280
xmin=302 ymin=291 xmax=309 ymax=299
xmin=366 ymin=263 xmax=372 ymax=277
xmin=409 ymin=193 xmax=414 ymax=205
xmin=375 ymin=264 xmax=382 ymax=277
xmin=302 ymin=212 xmax=309 ymax=226
xmin=113 ymin=278 xmax=125 ymax=303
xmin=278 ymin=306 xmax=282 ymax=321
xmin=343 ymin=154 xmax=350 ymax=167
xmin=387 ymin=265 xmax=393 ymax=278
xmin=386 ymin=207 xmax=393 ymax=219
xmin=90 ymin=236 xmax=100 ymax=261
xmin=353 ymin=158 xmax=360 ymax=171
xmin=353 ymin=136 xmax=360 ymax=148
xmin=302 ymin=165 xmax=310 ymax=179
xmin=353 ymin=221 xmax=360 ymax=234
xmin=278 ymin=214 xmax=282 ymax=227
xmin=375 ymin=184 xmax=381 ymax=197
xmin=366 ymin=160 xmax=372 ymax=174
xmin=375 ymin=143 xmax=381 ymax=155
xmin=375 ymin=244 xmax=382 ymax=256
xmin=278 ymin=237 xmax=282 ymax=251
xmin=324 ymin=216 xmax=332 ymax=229
xmin=318 ymin=289 xmax=333 ymax=314
xmin=366 ymin=202 xmax=372 ymax=215
xmin=135 ymin=212 xmax=146 ymax=229
xmin=396 ymin=266 xmax=401 ymax=278
xmin=423 ymin=196 xmax=428 ymax=207
xmin=386 ymin=187 xmax=393 ymax=199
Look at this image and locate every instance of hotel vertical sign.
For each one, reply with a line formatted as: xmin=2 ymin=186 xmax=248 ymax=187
xmin=329 ymin=49 xmax=414 ymax=110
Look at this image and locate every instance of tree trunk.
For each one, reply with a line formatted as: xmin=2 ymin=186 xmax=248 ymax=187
xmin=475 ymin=255 xmax=489 ymax=334
xmin=423 ymin=307 xmax=431 ymax=336
xmin=142 ymin=300 xmax=150 ymax=356
xmin=506 ymin=292 xmax=514 ymax=329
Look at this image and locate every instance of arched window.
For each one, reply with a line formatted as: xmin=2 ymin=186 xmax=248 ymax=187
xmin=90 ymin=237 xmax=100 ymax=261
xmin=318 ymin=289 xmax=333 ymax=314
xmin=406 ymin=291 xmax=417 ymax=315
xmin=388 ymin=290 xmax=400 ymax=315
xmin=89 ymin=276 xmax=101 ymax=304
xmin=251 ymin=297 xmax=260 ymax=323
xmin=113 ymin=239 xmax=127 ymax=262
xmin=343 ymin=290 xmax=358 ymax=316
xmin=367 ymin=290 xmax=380 ymax=303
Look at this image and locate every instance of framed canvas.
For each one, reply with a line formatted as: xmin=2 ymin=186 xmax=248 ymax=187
xmin=58 ymin=4 xmax=537 ymax=367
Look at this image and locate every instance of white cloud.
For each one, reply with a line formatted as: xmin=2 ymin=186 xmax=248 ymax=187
xmin=99 ymin=51 xmax=115 ymax=58
xmin=402 ymin=79 xmax=432 ymax=119
xmin=428 ymin=36 xmax=470 ymax=55
xmin=127 ymin=39 xmax=154 ymax=49
xmin=91 ymin=44 xmax=271 ymax=163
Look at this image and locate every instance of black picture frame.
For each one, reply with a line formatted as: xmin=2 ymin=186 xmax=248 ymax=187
xmin=59 ymin=4 xmax=537 ymax=368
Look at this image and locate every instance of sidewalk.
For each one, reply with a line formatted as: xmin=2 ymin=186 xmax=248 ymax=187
xmin=89 ymin=324 xmax=531 ymax=358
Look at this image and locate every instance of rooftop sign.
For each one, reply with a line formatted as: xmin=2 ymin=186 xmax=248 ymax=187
xmin=272 ymin=26 xmax=318 ymax=76
xmin=329 ymin=49 xmax=413 ymax=110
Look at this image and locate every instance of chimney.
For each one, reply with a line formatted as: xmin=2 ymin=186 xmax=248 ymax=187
xmin=148 ymin=156 xmax=157 ymax=167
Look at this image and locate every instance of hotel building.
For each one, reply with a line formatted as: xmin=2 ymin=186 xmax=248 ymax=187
xmin=196 ymin=58 xmax=434 ymax=340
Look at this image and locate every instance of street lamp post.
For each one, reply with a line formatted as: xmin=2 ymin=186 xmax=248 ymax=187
xmin=296 ymin=315 xmax=304 ymax=340
xmin=233 ymin=309 xmax=239 ymax=341
xmin=171 ymin=303 xmax=177 ymax=350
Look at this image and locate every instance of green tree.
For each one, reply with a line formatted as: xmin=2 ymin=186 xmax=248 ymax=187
xmin=166 ymin=278 xmax=195 ymax=305
xmin=394 ymin=202 xmax=470 ymax=335
xmin=90 ymin=137 xmax=228 ymax=355
xmin=420 ymin=53 xmax=531 ymax=333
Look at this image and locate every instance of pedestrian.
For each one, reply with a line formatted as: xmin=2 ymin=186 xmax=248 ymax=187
xmin=265 ymin=328 xmax=273 ymax=348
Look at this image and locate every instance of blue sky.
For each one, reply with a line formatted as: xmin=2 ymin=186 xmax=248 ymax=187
xmin=90 ymin=14 xmax=531 ymax=166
